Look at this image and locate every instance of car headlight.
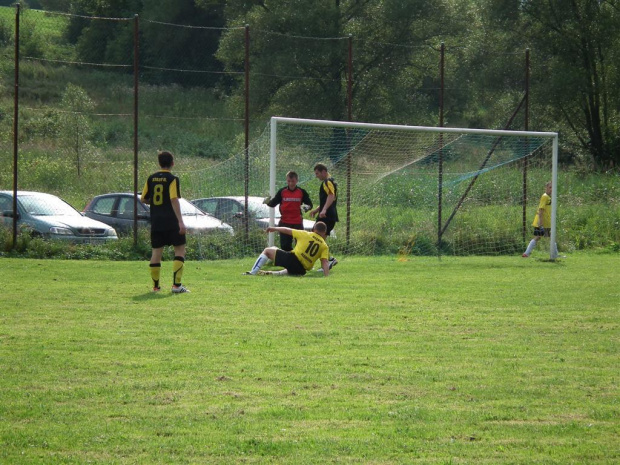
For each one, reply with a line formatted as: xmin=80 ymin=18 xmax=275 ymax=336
xmin=49 ymin=227 xmax=73 ymax=236
xmin=106 ymin=229 xmax=118 ymax=237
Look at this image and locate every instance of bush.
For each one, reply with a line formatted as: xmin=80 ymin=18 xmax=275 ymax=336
xmin=0 ymin=16 xmax=13 ymax=48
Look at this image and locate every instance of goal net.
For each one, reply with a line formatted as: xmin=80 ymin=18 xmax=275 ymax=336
xmin=184 ymin=117 xmax=558 ymax=260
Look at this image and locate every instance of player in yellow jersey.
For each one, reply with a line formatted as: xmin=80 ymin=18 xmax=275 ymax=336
xmin=522 ymin=181 xmax=558 ymax=258
xmin=244 ymin=221 xmax=331 ymax=276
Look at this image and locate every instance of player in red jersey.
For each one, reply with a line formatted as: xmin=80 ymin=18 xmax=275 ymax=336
xmin=265 ymin=171 xmax=313 ymax=251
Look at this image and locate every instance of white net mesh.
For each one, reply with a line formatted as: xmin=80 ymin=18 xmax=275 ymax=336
xmin=183 ymin=118 xmax=556 ymax=259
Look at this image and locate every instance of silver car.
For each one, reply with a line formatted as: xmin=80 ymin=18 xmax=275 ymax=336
xmin=190 ymin=196 xmax=315 ymax=232
xmin=0 ymin=191 xmax=118 ymax=243
xmin=82 ymin=193 xmax=234 ymax=236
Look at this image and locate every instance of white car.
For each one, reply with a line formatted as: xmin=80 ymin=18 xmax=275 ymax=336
xmin=190 ymin=196 xmax=315 ymax=232
xmin=0 ymin=191 xmax=118 ymax=243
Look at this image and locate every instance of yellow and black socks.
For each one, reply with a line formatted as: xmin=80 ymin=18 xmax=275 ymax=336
xmin=150 ymin=263 xmax=161 ymax=289
xmin=172 ymin=256 xmax=185 ymax=287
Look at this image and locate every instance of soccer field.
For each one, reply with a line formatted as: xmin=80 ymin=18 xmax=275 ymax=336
xmin=0 ymin=254 xmax=618 ymax=464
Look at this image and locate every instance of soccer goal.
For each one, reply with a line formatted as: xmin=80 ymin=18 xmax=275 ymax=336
xmin=183 ymin=117 xmax=558 ymax=260
xmin=267 ymin=117 xmax=559 ymax=259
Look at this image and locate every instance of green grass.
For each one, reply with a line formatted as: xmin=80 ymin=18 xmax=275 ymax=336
xmin=1 ymin=254 xmax=618 ymax=464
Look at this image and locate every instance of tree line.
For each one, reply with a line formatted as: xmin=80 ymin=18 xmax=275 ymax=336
xmin=6 ymin=0 xmax=620 ymax=170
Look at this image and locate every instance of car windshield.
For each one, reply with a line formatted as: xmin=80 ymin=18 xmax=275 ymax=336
xmin=180 ymin=199 xmax=207 ymax=216
xmin=20 ymin=194 xmax=81 ymax=216
xmin=247 ymin=198 xmax=280 ymax=218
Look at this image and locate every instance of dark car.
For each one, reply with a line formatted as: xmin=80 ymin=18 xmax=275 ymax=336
xmin=190 ymin=196 xmax=315 ymax=232
xmin=83 ymin=193 xmax=234 ymax=235
xmin=0 ymin=190 xmax=118 ymax=243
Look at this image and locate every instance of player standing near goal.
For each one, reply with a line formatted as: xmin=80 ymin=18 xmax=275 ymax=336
xmin=244 ymin=222 xmax=331 ymax=276
xmin=263 ymin=171 xmax=313 ymax=251
xmin=522 ymin=181 xmax=558 ymax=258
xmin=141 ymin=151 xmax=190 ymax=293
xmin=309 ymin=163 xmax=338 ymax=269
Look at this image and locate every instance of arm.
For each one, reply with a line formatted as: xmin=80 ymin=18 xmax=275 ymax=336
xmin=301 ymin=189 xmax=313 ymax=211
xmin=536 ymin=195 xmax=546 ymax=228
xmin=265 ymin=189 xmax=282 ymax=208
xmin=320 ymin=258 xmax=329 ymax=277
xmin=319 ymin=194 xmax=336 ymax=218
xmin=140 ymin=182 xmax=150 ymax=205
xmin=171 ymin=197 xmax=186 ymax=235
xmin=537 ymin=208 xmax=544 ymax=227
xmin=266 ymin=226 xmax=293 ymax=236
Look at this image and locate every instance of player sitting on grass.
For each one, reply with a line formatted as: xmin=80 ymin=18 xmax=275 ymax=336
xmin=244 ymin=221 xmax=331 ymax=276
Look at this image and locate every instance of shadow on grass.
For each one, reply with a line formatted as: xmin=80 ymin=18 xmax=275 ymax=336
xmin=536 ymin=258 xmax=567 ymax=265
xmin=131 ymin=291 xmax=175 ymax=302
xmin=429 ymin=255 xmax=569 ymax=269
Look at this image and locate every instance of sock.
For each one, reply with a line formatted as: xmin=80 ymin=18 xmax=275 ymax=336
xmin=273 ymin=269 xmax=288 ymax=276
xmin=524 ymin=239 xmax=536 ymax=256
xmin=250 ymin=253 xmax=269 ymax=275
xmin=150 ymin=263 xmax=161 ymax=289
xmin=173 ymin=256 xmax=185 ymax=286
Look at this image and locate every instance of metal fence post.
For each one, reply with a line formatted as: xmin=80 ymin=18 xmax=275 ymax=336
xmin=12 ymin=3 xmax=21 ymax=249
xmin=133 ymin=14 xmax=140 ymax=246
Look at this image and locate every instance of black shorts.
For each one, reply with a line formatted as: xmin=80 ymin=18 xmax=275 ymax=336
xmin=274 ymin=249 xmax=306 ymax=276
xmin=278 ymin=221 xmax=304 ymax=252
xmin=533 ymin=227 xmax=551 ymax=237
xmin=278 ymin=221 xmax=304 ymax=230
xmin=318 ymin=219 xmax=336 ymax=235
xmin=151 ymin=229 xmax=186 ymax=248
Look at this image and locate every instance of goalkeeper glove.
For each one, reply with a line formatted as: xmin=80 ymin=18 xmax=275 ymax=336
xmin=301 ymin=204 xmax=311 ymax=213
xmin=262 ymin=196 xmax=272 ymax=205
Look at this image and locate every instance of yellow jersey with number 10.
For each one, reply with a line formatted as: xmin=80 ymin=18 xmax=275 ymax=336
xmin=291 ymin=229 xmax=329 ymax=270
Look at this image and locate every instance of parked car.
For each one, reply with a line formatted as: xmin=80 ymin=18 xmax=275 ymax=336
xmin=0 ymin=191 xmax=118 ymax=243
xmin=82 ymin=193 xmax=234 ymax=236
xmin=190 ymin=196 xmax=315 ymax=232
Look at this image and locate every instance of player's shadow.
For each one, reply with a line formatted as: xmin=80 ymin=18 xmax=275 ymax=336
xmin=131 ymin=291 xmax=174 ymax=302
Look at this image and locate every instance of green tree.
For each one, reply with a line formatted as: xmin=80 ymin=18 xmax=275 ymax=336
xmin=140 ymin=0 xmax=226 ymax=87
xmin=522 ymin=0 xmax=620 ymax=170
xmin=217 ymin=0 xmax=465 ymax=124
xmin=437 ymin=0 xmax=533 ymax=130
xmin=58 ymin=83 xmax=95 ymax=176
xmin=64 ymin=0 xmax=227 ymax=86
xmin=39 ymin=0 xmax=71 ymax=12
xmin=65 ymin=0 xmax=139 ymax=64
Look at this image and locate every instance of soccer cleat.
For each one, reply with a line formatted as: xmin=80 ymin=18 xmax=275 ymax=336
xmin=242 ymin=271 xmax=253 ymax=275
xmin=153 ymin=286 xmax=161 ymax=293
xmin=172 ymin=284 xmax=190 ymax=293
xmin=328 ymin=257 xmax=338 ymax=269
xmin=522 ymin=253 xmax=529 ymax=258
xmin=257 ymin=270 xmax=273 ymax=276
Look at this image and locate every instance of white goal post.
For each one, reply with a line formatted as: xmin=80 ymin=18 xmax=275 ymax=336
xmin=270 ymin=116 xmax=559 ymax=259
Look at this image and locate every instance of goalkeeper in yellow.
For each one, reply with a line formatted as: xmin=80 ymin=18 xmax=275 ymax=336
xmin=244 ymin=221 xmax=331 ymax=276
xmin=522 ymin=181 xmax=558 ymax=258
